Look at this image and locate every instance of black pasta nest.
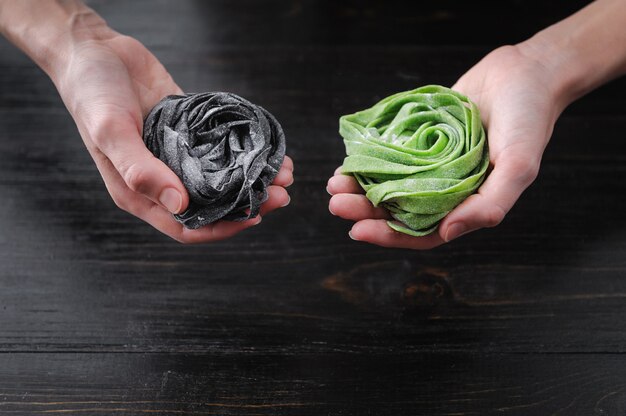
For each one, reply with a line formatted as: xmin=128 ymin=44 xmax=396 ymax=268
xmin=143 ymin=92 xmax=286 ymax=229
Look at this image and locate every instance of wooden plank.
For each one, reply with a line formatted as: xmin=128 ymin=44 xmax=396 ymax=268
xmin=0 ymin=352 xmax=625 ymax=415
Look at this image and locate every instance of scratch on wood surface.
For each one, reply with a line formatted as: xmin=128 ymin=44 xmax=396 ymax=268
xmin=464 ymin=293 xmax=626 ymax=306
xmin=496 ymin=398 xmax=552 ymax=412
xmin=593 ymin=384 xmax=626 ymax=412
xmin=427 ymin=314 xmax=556 ymax=320
xmin=159 ymin=370 xmax=171 ymax=396
xmin=38 ymin=410 xmax=226 ymax=415
xmin=0 ymin=400 xmax=316 ymax=408
xmin=529 ymin=371 xmax=599 ymax=396
xmin=550 ymin=398 xmax=578 ymax=416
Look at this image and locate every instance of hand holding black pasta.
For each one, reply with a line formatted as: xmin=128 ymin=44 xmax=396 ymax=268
xmin=143 ymin=92 xmax=286 ymax=229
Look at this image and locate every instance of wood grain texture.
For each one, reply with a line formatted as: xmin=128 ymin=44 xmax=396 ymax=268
xmin=1 ymin=353 xmax=626 ymax=415
xmin=2 ymin=0 xmax=626 ymax=414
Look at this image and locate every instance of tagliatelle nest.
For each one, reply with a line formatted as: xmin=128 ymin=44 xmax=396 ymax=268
xmin=339 ymin=85 xmax=489 ymax=236
xmin=143 ymin=92 xmax=286 ymax=229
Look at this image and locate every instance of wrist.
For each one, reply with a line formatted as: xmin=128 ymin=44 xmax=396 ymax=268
xmin=516 ymin=0 xmax=626 ymax=113
xmin=0 ymin=1 xmax=114 ymax=81
xmin=516 ymin=34 xmax=582 ymax=114
xmin=47 ymin=15 xmax=116 ymax=87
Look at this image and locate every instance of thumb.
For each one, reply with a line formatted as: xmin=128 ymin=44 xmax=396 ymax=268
xmin=438 ymin=149 xmax=540 ymax=242
xmin=90 ymin=115 xmax=189 ymax=214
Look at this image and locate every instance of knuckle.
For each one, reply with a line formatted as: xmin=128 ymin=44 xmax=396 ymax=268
xmin=122 ymin=162 xmax=151 ymax=194
xmin=175 ymin=228 xmax=200 ymax=245
xmin=484 ymin=204 xmax=507 ymax=228
xmin=507 ymin=156 xmax=540 ymax=186
xmin=108 ymin=190 xmax=139 ymax=214
xmin=110 ymin=193 xmax=129 ymax=212
xmin=176 ymin=231 xmax=195 ymax=244
xmin=177 ymin=234 xmax=201 ymax=245
xmin=89 ymin=114 xmax=120 ymax=150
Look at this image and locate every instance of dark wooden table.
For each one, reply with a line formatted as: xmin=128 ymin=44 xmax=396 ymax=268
xmin=2 ymin=1 xmax=626 ymax=414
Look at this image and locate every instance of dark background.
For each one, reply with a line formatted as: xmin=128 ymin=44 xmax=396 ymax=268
xmin=2 ymin=0 xmax=626 ymax=414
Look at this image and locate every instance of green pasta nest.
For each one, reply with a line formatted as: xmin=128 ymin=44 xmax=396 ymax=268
xmin=339 ymin=85 xmax=489 ymax=237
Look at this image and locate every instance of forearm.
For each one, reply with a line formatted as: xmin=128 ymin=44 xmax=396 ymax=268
xmin=518 ymin=0 xmax=626 ymax=110
xmin=0 ymin=0 xmax=113 ymax=79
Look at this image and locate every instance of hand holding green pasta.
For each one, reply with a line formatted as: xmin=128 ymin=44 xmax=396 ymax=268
xmin=338 ymin=85 xmax=489 ymax=237
xmin=329 ymin=46 xmax=561 ymax=249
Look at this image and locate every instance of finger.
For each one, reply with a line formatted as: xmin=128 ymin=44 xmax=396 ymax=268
xmin=272 ymin=163 xmax=294 ymax=187
xmin=327 ymin=174 xmax=364 ymax=195
xmin=91 ymin=149 xmax=257 ymax=243
xmin=282 ymin=155 xmax=294 ymax=172
xmin=439 ymin=151 xmax=539 ymax=242
xmin=89 ymin=114 xmax=189 ymax=215
xmin=329 ymin=194 xmax=390 ymax=220
xmin=90 ymin=142 xmax=265 ymax=243
xmin=108 ymin=181 xmax=262 ymax=244
xmin=259 ymin=185 xmax=291 ymax=216
xmin=200 ymin=217 xmax=263 ymax=242
xmin=144 ymin=204 xmax=262 ymax=244
xmin=349 ymin=219 xmax=445 ymax=250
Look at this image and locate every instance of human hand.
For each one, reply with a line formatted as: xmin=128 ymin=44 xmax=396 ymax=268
xmin=328 ymin=45 xmax=564 ymax=249
xmin=53 ymin=29 xmax=293 ymax=243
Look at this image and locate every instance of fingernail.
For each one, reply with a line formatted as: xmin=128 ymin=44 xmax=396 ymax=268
xmin=281 ymin=195 xmax=291 ymax=207
xmin=328 ymin=203 xmax=335 ymax=215
xmin=444 ymin=222 xmax=469 ymax=242
xmin=159 ymin=188 xmax=182 ymax=214
xmin=326 ymin=186 xmax=332 ymax=195
xmin=254 ymin=216 xmax=262 ymax=225
xmin=348 ymin=230 xmax=359 ymax=240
